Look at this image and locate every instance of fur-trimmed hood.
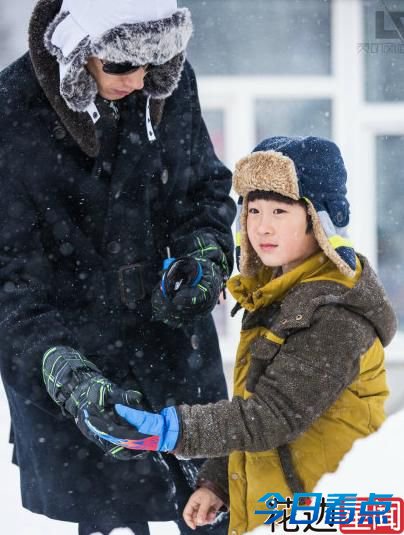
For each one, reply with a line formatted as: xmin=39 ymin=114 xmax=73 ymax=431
xmin=28 ymin=0 xmax=189 ymax=157
xmin=44 ymin=0 xmax=193 ymax=112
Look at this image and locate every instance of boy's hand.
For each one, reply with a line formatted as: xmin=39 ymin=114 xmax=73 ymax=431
xmin=87 ymin=404 xmax=181 ymax=452
xmin=183 ymin=488 xmax=224 ymax=530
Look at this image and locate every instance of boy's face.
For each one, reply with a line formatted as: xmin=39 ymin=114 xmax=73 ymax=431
xmin=86 ymin=57 xmax=148 ymax=101
xmin=247 ymin=197 xmax=320 ymax=274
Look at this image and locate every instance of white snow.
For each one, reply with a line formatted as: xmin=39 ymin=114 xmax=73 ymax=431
xmin=246 ymin=409 xmax=404 ymax=534
xmin=315 ymin=409 xmax=404 ymax=496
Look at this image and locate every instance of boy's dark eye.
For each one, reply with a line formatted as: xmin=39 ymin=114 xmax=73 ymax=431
xmin=273 ymin=208 xmax=286 ymax=215
xmin=248 ymin=207 xmax=259 ymax=214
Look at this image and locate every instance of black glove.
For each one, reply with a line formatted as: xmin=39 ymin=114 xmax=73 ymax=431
xmin=152 ymin=234 xmax=229 ymax=329
xmin=42 ymin=346 xmax=146 ymax=460
xmin=162 ymin=256 xmax=203 ymax=299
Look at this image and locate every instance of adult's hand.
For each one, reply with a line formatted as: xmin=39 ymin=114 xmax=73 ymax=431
xmin=42 ymin=346 xmax=145 ymax=460
xmin=152 ymin=234 xmax=228 ymax=329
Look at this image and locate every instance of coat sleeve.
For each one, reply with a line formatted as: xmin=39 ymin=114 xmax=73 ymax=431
xmin=197 ymin=457 xmax=230 ymax=507
xmin=166 ymin=62 xmax=236 ymax=276
xmin=0 ymin=173 xmax=80 ymax=413
xmin=176 ymin=306 xmax=375 ymax=458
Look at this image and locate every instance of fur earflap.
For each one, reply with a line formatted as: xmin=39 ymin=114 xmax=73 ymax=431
xmin=306 ymin=201 xmax=356 ymax=278
xmin=237 ymin=201 xmax=263 ymax=277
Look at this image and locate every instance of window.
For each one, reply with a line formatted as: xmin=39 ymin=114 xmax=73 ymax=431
xmin=181 ymin=0 xmax=331 ymax=75
xmin=363 ymin=0 xmax=404 ymax=102
xmin=377 ymin=135 xmax=404 ymax=326
xmin=255 ymin=99 xmax=332 ymax=141
xmin=0 ymin=0 xmax=34 ymax=69
xmin=203 ymin=109 xmax=226 ymax=161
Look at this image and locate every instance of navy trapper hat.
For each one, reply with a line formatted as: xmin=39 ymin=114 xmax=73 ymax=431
xmin=233 ymin=136 xmax=356 ymax=278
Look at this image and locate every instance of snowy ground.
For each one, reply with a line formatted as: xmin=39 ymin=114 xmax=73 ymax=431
xmin=247 ymin=409 xmax=404 ymax=535
xmin=315 ymin=408 xmax=404 ymax=496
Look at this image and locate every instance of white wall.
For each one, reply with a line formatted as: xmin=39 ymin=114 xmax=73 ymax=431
xmin=0 ymin=0 xmax=35 ymax=68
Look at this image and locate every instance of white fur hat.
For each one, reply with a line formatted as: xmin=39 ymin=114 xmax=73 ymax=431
xmin=44 ymin=0 xmax=193 ymax=112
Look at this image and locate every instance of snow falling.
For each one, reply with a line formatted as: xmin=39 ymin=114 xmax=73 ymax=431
xmin=1 ymin=1 xmax=403 ymax=534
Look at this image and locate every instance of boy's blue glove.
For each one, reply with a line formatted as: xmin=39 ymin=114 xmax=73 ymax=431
xmin=86 ymin=405 xmax=181 ymax=452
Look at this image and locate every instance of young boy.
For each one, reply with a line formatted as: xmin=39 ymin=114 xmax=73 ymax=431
xmin=50 ymin=136 xmax=397 ymax=535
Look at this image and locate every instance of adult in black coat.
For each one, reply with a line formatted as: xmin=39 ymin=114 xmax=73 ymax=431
xmin=0 ymin=1 xmax=236 ymax=533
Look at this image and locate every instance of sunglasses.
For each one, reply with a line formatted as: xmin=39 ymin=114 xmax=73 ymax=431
xmin=101 ymin=60 xmax=149 ymax=76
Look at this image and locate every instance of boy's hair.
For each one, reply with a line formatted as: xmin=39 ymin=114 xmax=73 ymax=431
xmin=247 ymin=190 xmax=313 ymax=233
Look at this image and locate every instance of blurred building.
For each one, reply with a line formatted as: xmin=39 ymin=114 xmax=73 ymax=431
xmin=1 ymin=0 xmax=403 ymax=413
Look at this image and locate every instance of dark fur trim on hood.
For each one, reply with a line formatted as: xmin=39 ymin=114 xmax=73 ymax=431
xmin=43 ymin=4 xmax=192 ymax=112
xmin=29 ymin=0 xmax=98 ymax=156
xmin=28 ymin=0 xmax=169 ymax=157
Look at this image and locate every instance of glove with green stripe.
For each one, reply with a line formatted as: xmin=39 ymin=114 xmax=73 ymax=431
xmin=152 ymin=234 xmax=229 ymax=329
xmin=42 ymin=346 xmax=145 ymax=460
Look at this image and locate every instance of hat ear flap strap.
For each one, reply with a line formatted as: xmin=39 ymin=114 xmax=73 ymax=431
xmin=306 ymin=200 xmax=357 ymax=278
xmin=235 ymin=196 xmax=243 ymax=272
xmin=146 ymin=96 xmax=157 ymax=142
xmin=317 ymin=210 xmax=356 ymax=271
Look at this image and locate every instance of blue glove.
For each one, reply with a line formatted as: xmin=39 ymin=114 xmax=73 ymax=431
xmin=85 ymin=405 xmax=181 ymax=452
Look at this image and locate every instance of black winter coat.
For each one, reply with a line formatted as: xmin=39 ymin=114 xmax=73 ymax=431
xmin=0 ymin=9 xmax=235 ymax=522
